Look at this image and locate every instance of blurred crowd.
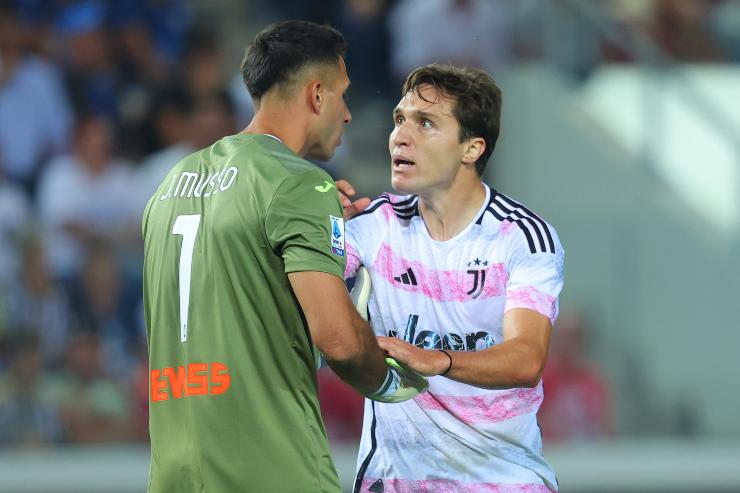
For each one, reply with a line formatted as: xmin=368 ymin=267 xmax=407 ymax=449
xmin=1 ymin=0 xmax=738 ymax=448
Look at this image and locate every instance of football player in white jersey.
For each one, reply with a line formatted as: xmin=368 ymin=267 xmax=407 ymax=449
xmin=343 ymin=64 xmax=564 ymax=493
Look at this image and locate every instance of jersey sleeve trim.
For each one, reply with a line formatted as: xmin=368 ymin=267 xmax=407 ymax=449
xmin=350 ymin=193 xmax=419 ymax=221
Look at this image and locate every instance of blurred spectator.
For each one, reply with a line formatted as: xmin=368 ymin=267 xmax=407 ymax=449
xmin=109 ymin=1 xmax=192 ymax=160
xmin=55 ymin=1 xmax=118 ymax=119
xmin=228 ymin=71 xmax=255 ymax=130
xmin=0 ymin=332 xmax=63 ymax=447
xmin=109 ymin=0 xmax=191 ymax=75
xmin=43 ymin=331 xmax=132 ymax=443
xmin=249 ymin=0 xmax=339 ymax=24
xmin=334 ymin=0 xmax=392 ymax=101
xmin=388 ymin=0 xmax=516 ymax=82
xmin=709 ymin=0 xmax=740 ymax=62
xmin=133 ymin=87 xmax=194 ymax=210
xmin=130 ymin=351 xmax=149 ymax=441
xmin=317 ymin=368 xmax=364 ymax=442
xmin=0 ymin=0 xmax=73 ymax=194
xmin=134 ymin=89 xmax=237 ymax=213
xmin=0 ymin=170 xmax=31 ymax=291
xmin=2 ymin=236 xmax=70 ymax=367
xmin=36 ymin=114 xmax=138 ymax=280
xmin=648 ymin=0 xmax=724 ymax=61
xmin=179 ymin=25 xmax=227 ymax=99
xmin=539 ymin=311 xmax=613 ymax=442
xmin=189 ymin=91 xmax=237 ymax=149
xmin=71 ymin=242 xmax=137 ymax=380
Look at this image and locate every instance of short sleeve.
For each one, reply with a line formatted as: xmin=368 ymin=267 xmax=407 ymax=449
xmin=265 ymin=171 xmax=346 ymax=279
xmin=343 ymin=219 xmax=363 ymax=279
xmin=505 ymin=227 xmax=565 ymax=323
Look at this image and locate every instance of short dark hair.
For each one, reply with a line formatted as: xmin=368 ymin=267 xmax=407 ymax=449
xmin=402 ymin=64 xmax=502 ymax=176
xmin=241 ymin=20 xmax=346 ymax=102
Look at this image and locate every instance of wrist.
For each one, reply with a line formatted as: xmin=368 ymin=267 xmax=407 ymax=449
xmin=437 ymin=349 xmax=453 ymax=376
xmin=366 ymin=367 xmax=398 ymax=400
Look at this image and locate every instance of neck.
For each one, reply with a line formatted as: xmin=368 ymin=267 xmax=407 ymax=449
xmin=418 ymin=177 xmax=486 ymax=241
xmin=242 ymin=96 xmax=311 ymax=157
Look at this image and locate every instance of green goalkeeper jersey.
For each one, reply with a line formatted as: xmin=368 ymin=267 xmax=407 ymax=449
xmin=142 ymin=134 xmax=345 ymax=493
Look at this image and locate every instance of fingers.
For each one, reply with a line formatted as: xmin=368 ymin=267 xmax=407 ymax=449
xmin=344 ymin=198 xmax=372 ymax=220
xmin=351 ymin=197 xmax=372 ymax=212
xmin=377 ymin=336 xmax=398 ymax=351
xmin=335 ymin=179 xmax=355 ymax=197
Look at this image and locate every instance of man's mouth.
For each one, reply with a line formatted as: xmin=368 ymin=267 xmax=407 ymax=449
xmin=393 ymin=157 xmax=415 ymax=169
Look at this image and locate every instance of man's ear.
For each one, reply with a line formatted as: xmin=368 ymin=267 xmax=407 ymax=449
xmin=307 ymin=80 xmax=323 ymax=115
xmin=462 ymin=137 xmax=485 ymax=165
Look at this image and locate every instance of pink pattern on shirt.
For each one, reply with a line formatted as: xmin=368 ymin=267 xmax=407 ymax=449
xmin=505 ymin=286 xmax=556 ymax=321
xmin=413 ymin=386 xmax=543 ymax=426
xmin=499 ymin=219 xmax=517 ymax=238
xmin=345 ymin=243 xmax=361 ymax=279
xmin=373 ymin=243 xmax=508 ymax=301
xmin=361 ymin=478 xmax=556 ymax=493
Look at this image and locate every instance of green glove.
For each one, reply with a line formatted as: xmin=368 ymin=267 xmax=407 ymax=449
xmin=352 ymin=266 xmax=429 ymax=402
xmin=350 ymin=265 xmax=372 ymax=321
xmin=366 ymin=357 xmax=429 ymax=403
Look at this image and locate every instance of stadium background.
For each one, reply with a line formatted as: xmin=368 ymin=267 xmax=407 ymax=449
xmin=0 ymin=0 xmax=739 ymax=491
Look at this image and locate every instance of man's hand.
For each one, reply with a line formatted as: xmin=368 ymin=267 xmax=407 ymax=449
xmin=336 ymin=179 xmax=371 ymax=220
xmin=377 ymin=336 xmax=451 ymax=377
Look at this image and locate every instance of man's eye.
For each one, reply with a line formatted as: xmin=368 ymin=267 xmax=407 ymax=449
xmin=394 ymin=116 xmax=405 ymax=125
xmin=421 ymin=119 xmax=433 ymax=129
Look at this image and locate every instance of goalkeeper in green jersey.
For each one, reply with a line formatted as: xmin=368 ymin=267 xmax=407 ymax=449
xmin=142 ymin=20 xmax=426 ymax=493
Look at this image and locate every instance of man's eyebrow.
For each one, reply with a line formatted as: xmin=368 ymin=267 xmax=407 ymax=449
xmin=392 ymin=108 xmax=437 ymax=120
xmin=412 ymin=110 xmax=437 ymax=121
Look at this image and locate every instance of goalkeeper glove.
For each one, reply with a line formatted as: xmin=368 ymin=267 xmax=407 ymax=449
xmin=350 ymin=265 xmax=372 ymax=321
xmin=366 ymin=356 xmax=429 ymax=403
xmin=351 ymin=266 xmax=429 ymax=402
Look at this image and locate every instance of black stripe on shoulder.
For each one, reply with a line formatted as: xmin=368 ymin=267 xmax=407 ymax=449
xmin=495 ymin=194 xmax=556 ymax=253
xmin=478 ymin=190 xmax=555 ymax=254
xmin=489 ymin=206 xmax=537 ymax=254
xmin=351 ymin=197 xmax=390 ymax=220
xmin=475 ymin=187 xmax=498 ymax=225
xmin=493 ymin=198 xmax=547 ymax=253
xmin=391 ymin=194 xmax=417 ymax=207
xmin=351 ymin=195 xmax=419 ymax=221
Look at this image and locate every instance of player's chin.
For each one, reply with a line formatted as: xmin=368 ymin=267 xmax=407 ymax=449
xmin=391 ymin=175 xmax=417 ymax=195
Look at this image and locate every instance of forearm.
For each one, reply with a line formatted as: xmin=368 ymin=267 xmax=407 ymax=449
xmin=323 ymin=312 xmax=389 ymax=395
xmin=442 ymin=338 xmax=546 ymax=389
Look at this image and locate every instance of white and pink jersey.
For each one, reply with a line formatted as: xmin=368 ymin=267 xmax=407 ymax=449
xmin=345 ymin=183 xmax=564 ymax=493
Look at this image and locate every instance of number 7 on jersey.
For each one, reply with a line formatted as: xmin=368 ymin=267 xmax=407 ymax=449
xmin=172 ymin=214 xmax=201 ymax=343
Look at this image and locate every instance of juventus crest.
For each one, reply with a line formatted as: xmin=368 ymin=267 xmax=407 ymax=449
xmin=466 ymin=258 xmax=489 ymax=299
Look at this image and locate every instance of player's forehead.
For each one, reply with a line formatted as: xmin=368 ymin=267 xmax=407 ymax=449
xmin=393 ymin=84 xmax=455 ymax=118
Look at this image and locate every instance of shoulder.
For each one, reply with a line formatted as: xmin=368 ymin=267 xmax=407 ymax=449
xmin=349 ymin=192 xmax=419 ymax=226
xmin=226 ymin=135 xmax=333 ymax=186
xmin=479 ymin=188 xmax=561 ymax=256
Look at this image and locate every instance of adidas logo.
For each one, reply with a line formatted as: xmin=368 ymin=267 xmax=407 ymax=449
xmin=369 ymin=479 xmax=384 ymax=492
xmin=393 ymin=268 xmax=417 ymax=286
